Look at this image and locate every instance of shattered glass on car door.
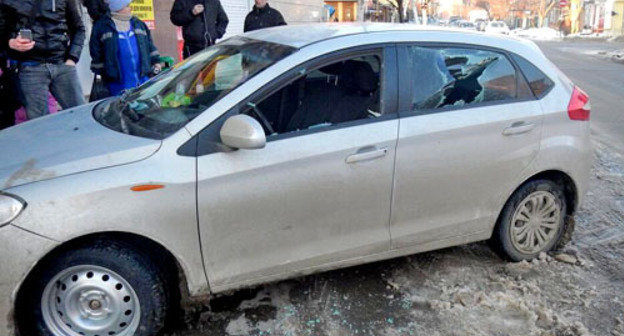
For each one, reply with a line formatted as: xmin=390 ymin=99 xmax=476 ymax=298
xmin=407 ymin=47 xmax=519 ymax=112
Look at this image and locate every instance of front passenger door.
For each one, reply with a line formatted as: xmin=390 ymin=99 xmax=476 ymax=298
xmin=196 ymin=47 xmax=399 ymax=291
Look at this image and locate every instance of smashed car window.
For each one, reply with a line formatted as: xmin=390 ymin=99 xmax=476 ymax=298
xmin=408 ymin=47 xmax=518 ymax=112
xmin=93 ymin=37 xmax=296 ymax=140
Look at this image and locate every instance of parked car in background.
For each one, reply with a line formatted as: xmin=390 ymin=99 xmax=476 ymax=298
xmin=459 ymin=21 xmax=477 ymax=30
xmin=486 ymin=21 xmax=511 ymax=35
xmin=448 ymin=16 xmax=461 ymax=25
xmin=426 ymin=16 xmax=439 ymax=25
xmin=0 ymin=24 xmax=591 ymax=336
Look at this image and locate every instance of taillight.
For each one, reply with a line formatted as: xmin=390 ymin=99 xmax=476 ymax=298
xmin=568 ymin=86 xmax=590 ymax=121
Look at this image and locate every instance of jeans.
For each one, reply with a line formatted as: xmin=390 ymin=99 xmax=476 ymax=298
xmin=19 ymin=63 xmax=86 ymax=120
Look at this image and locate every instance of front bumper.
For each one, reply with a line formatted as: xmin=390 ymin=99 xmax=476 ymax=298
xmin=0 ymin=225 xmax=56 ymax=336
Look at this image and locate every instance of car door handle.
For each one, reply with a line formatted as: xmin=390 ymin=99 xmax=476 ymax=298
xmin=502 ymin=122 xmax=536 ymax=136
xmin=346 ymin=147 xmax=388 ymax=164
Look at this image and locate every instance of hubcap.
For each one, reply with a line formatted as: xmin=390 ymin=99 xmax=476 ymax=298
xmin=41 ymin=265 xmax=140 ymax=336
xmin=510 ymin=191 xmax=562 ymax=255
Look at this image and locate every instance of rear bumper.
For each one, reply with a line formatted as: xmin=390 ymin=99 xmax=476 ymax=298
xmin=0 ymin=225 xmax=56 ymax=336
xmin=575 ymin=137 xmax=592 ymax=209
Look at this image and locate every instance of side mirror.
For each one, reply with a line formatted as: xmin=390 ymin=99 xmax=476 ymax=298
xmin=220 ymin=115 xmax=266 ymax=150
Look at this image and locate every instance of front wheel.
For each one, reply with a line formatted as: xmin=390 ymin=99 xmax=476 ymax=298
xmin=492 ymin=179 xmax=568 ymax=261
xmin=18 ymin=241 xmax=168 ymax=336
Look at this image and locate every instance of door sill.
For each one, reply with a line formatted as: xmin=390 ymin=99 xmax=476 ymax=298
xmin=209 ymin=230 xmax=491 ymax=294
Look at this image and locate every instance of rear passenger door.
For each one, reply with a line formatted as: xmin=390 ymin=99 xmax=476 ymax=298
xmin=390 ymin=45 xmax=544 ymax=249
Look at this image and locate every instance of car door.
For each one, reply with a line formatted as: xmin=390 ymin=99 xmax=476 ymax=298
xmin=390 ymin=44 xmax=544 ymax=249
xmin=195 ymin=46 xmax=399 ymax=291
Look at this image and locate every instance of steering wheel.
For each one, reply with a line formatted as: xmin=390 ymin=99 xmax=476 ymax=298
xmin=247 ymin=102 xmax=275 ymax=135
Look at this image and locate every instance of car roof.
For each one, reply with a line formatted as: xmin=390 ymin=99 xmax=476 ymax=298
xmin=242 ymin=23 xmax=530 ymax=49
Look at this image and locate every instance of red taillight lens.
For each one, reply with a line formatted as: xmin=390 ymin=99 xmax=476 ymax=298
xmin=568 ymin=86 xmax=590 ymax=121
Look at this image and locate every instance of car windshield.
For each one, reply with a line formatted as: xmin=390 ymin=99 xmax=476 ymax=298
xmin=93 ymin=37 xmax=296 ymax=140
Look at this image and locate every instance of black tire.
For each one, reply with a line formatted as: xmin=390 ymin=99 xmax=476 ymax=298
xmin=17 ymin=239 xmax=168 ymax=336
xmin=491 ymin=179 xmax=568 ymax=261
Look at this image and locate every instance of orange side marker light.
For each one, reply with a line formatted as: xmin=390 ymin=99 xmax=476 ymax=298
xmin=131 ymin=184 xmax=165 ymax=192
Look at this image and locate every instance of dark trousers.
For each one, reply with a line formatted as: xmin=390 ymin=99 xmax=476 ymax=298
xmin=183 ymin=43 xmax=208 ymax=59
xmin=0 ymin=69 xmax=20 ymax=129
xmin=19 ymin=63 xmax=86 ymax=120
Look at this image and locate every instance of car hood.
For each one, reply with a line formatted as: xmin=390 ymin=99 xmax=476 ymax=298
xmin=0 ymin=103 xmax=161 ymax=190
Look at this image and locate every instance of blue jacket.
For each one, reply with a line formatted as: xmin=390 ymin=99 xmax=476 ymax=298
xmin=90 ymin=16 xmax=159 ymax=82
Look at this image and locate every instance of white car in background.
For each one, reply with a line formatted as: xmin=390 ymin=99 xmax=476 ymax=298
xmin=486 ymin=21 xmax=511 ymax=35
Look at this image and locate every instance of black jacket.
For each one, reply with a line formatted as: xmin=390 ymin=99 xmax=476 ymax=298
xmin=90 ymin=17 xmax=160 ymax=82
xmin=244 ymin=4 xmax=286 ymax=33
xmin=0 ymin=0 xmax=86 ymax=64
xmin=170 ymin=0 xmax=229 ymax=50
xmin=83 ymin=0 xmax=110 ymax=21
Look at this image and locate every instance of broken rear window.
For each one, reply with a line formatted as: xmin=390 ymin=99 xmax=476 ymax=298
xmin=407 ymin=46 xmax=520 ymax=112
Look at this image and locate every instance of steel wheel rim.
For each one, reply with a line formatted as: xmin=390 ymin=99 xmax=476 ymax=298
xmin=41 ymin=265 xmax=141 ymax=336
xmin=510 ymin=191 xmax=562 ymax=255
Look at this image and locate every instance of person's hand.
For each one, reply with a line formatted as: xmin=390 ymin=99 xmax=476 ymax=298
xmin=8 ymin=37 xmax=35 ymax=52
xmin=65 ymin=59 xmax=76 ymax=66
xmin=192 ymin=4 xmax=204 ymax=15
xmin=152 ymin=63 xmax=163 ymax=75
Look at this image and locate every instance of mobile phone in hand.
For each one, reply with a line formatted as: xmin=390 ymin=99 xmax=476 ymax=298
xmin=18 ymin=29 xmax=32 ymax=41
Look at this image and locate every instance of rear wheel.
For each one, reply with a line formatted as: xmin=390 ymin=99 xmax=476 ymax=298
xmin=492 ymin=179 xmax=568 ymax=261
xmin=18 ymin=241 xmax=168 ymax=336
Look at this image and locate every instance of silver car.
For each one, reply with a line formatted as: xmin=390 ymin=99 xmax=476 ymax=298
xmin=0 ymin=24 xmax=591 ymax=336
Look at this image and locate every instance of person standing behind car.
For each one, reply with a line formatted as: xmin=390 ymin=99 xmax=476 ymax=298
xmin=0 ymin=0 xmax=86 ymax=121
xmin=84 ymin=0 xmax=110 ymax=21
xmin=90 ymin=0 xmax=161 ymax=96
xmin=0 ymin=0 xmax=19 ymax=128
xmin=244 ymin=0 xmax=286 ymax=33
xmin=170 ymin=0 xmax=229 ymax=59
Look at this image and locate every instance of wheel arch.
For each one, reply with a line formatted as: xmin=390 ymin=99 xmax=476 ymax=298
xmin=516 ymin=170 xmax=578 ymax=216
xmin=492 ymin=169 xmax=578 ymax=247
xmin=14 ymin=231 xmax=194 ymax=335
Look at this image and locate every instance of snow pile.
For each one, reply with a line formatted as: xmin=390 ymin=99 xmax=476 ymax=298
xmin=611 ymin=50 xmax=624 ymax=64
xmin=511 ymin=28 xmax=562 ymax=41
xmin=383 ymin=251 xmax=598 ymax=336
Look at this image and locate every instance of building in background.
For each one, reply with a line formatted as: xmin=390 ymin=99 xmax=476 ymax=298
xmin=325 ymin=0 xmax=358 ymax=21
xmin=583 ymin=0 xmax=606 ymax=33
xmin=360 ymin=0 xmax=395 ymax=22
xmin=436 ymin=0 xmax=509 ymax=22
xmin=606 ymin=0 xmax=624 ymax=35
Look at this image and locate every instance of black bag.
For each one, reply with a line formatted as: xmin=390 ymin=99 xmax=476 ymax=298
xmin=89 ymin=75 xmax=110 ymax=102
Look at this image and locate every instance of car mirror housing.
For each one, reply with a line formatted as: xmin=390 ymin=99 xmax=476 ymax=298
xmin=0 ymin=193 xmax=25 ymax=227
xmin=220 ymin=115 xmax=267 ymax=150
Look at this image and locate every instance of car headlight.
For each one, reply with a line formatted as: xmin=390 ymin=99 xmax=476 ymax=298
xmin=0 ymin=193 xmax=26 ymax=227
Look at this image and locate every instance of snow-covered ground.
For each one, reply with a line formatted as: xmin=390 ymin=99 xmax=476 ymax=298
xmin=511 ymin=27 xmax=563 ymax=41
xmin=165 ymin=133 xmax=624 ymax=336
xmin=579 ymin=48 xmax=624 ymax=64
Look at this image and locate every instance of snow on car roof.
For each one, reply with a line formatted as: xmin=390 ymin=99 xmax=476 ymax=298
xmin=241 ymin=23 xmax=532 ymax=49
